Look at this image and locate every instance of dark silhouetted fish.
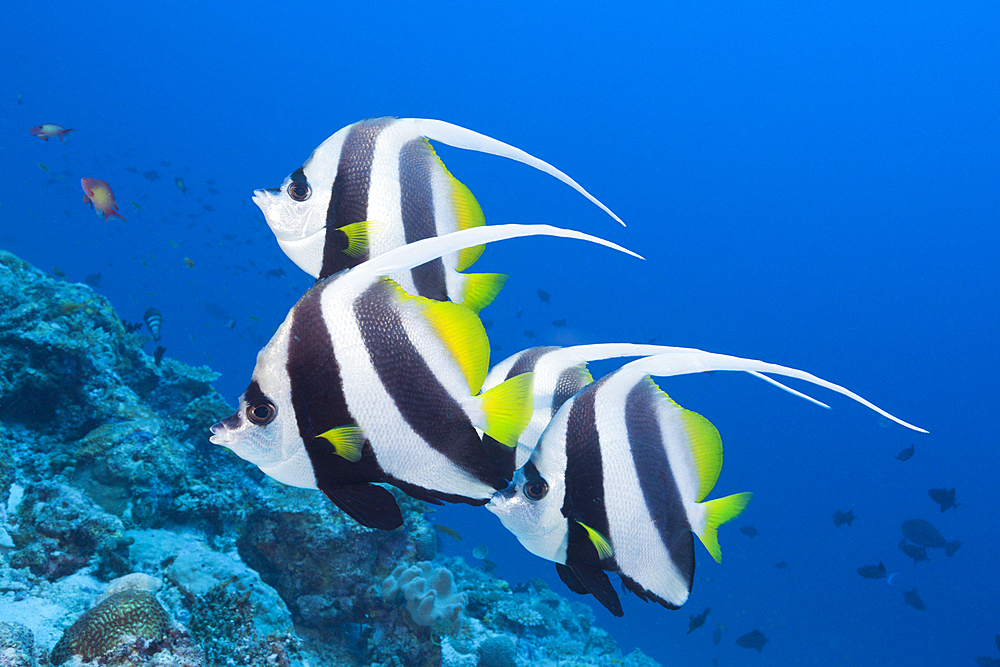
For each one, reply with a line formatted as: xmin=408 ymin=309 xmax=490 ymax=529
xmin=552 ymin=318 xmax=567 ymax=327
xmin=740 ymin=525 xmax=758 ymax=539
xmin=537 ymin=288 xmax=550 ymax=303
xmin=265 ymin=267 xmax=286 ymax=279
xmin=775 ymin=561 xmax=789 ymax=569
xmin=903 ymin=588 xmax=925 ymax=610
xmin=901 ymin=519 xmax=961 ymax=556
xmin=857 ymin=562 xmax=887 ymax=579
xmin=143 ymin=170 xmax=160 ymax=181
xmin=928 ymin=487 xmax=961 ymax=514
xmin=687 ymin=607 xmax=711 ymax=634
xmin=523 ymin=329 xmax=536 ymax=339
xmin=144 ymin=307 xmax=162 ymax=341
xmin=736 ymin=630 xmax=769 ymax=652
xmin=153 ymin=346 xmax=166 ymax=367
xmin=898 ymin=538 xmax=929 ymax=564
xmin=975 ymin=657 xmax=1000 ymax=667
xmin=832 ymin=509 xmax=857 ymax=527
xmin=175 ymin=177 xmax=187 ymax=195
xmin=84 ymin=273 xmax=101 ymax=288
xmin=893 ymin=444 xmax=915 ymax=461
xmin=712 ymin=624 xmax=723 ymax=646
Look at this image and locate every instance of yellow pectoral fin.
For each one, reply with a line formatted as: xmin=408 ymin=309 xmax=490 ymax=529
xmin=577 ymin=521 xmax=614 ymax=559
xmin=337 ymin=220 xmax=378 ymax=258
xmin=479 ymin=372 xmax=534 ymax=448
xmin=317 ymin=425 xmax=366 ymax=463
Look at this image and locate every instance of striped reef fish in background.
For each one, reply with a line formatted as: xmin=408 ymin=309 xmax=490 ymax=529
xmin=143 ymin=307 xmax=162 ymax=342
xmin=488 ymin=351 xmax=926 ymax=616
xmin=252 ymin=117 xmax=625 ymax=313
xmin=210 ymin=224 xmax=642 ymax=531
xmin=481 ymin=343 xmax=828 ymax=471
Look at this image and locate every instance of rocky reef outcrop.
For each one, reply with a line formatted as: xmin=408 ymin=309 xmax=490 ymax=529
xmin=0 ymin=249 xmax=659 ymax=667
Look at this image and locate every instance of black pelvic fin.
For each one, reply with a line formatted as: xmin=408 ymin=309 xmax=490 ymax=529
xmin=323 ymin=483 xmax=403 ymax=530
xmin=561 ymin=562 xmax=623 ymax=617
xmin=555 ymin=562 xmax=589 ymax=595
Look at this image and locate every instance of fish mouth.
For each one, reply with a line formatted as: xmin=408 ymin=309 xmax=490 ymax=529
xmin=486 ymin=484 xmax=518 ymax=514
xmin=251 ymin=188 xmax=279 ymax=213
xmin=209 ymin=421 xmax=232 ymax=446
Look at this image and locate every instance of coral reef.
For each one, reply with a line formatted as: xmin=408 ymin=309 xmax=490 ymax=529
xmin=48 ymin=589 xmax=170 ymax=664
xmin=0 ymin=248 xmax=660 ymax=667
xmin=382 ymin=561 xmax=468 ymax=635
xmin=0 ymin=621 xmax=38 ymax=667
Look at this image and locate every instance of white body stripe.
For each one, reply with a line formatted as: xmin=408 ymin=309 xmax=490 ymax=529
xmin=322 ymin=282 xmax=497 ymax=499
xmin=595 ymin=373 xmax=696 ymax=606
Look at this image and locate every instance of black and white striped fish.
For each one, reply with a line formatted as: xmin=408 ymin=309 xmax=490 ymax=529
xmin=488 ymin=351 xmax=926 ymax=616
xmin=143 ymin=307 xmax=162 ymax=342
xmin=253 ymin=117 xmax=624 ymax=312
xmin=210 ymin=224 xmax=641 ymax=531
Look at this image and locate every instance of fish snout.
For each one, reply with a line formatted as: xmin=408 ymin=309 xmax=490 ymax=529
xmin=209 ymin=411 xmax=242 ymax=445
xmin=487 ymin=483 xmax=518 ymax=514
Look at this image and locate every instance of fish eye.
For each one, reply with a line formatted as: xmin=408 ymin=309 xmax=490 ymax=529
xmin=524 ymin=481 xmax=548 ymax=501
xmin=246 ymin=399 xmax=277 ymax=426
xmin=287 ymin=182 xmax=311 ymax=202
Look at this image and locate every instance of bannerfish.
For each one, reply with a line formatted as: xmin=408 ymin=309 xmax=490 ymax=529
xmin=175 ymin=177 xmax=187 ymax=195
xmin=472 ymin=544 xmax=489 ymax=559
xmin=210 ymin=224 xmax=641 ymax=531
xmin=901 ymin=519 xmax=961 ymax=556
xmin=81 ymin=178 xmax=126 ymax=223
xmin=144 ymin=307 xmax=162 ymax=341
xmin=857 ymin=561 xmax=887 ymax=579
xmin=30 ymin=124 xmax=74 ymax=143
xmin=488 ymin=350 xmax=924 ymax=615
xmin=489 ymin=352 xmax=755 ymax=616
xmin=898 ymin=538 xmax=929 ymax=564
xmin=928 ymin=487 xmax=961 ymax=513
xmin=893 ymin=444 xmax=915 ymax=461
xmin=740 ymin=525 xmax=759 ymax=539
xmin=736 ymin=630 xmax=769 ymax=652
xmin=687 ymin=607 xmax=711 ymax=634
xmin=253 ymin=117 xmax=624 ymax=313
xmin=904 ymin=588 xmax=925 ymax=610
xmin=832 ymin=509 xmax=857 ymax=527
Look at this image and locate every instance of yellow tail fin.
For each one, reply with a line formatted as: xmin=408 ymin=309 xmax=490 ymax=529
xmin=479 ymin=372 xmax=534 ymax=448
xmin=697 ymin=492 xmax=753 ymax=563
xmin=459 ymin=272 xmax=508 ymax=314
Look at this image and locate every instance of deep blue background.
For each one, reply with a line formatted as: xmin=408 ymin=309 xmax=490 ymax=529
xmin=3 ymin=2 xmax=998 ymax=664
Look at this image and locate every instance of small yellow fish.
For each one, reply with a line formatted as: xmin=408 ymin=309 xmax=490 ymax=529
xmin=432 ymin=524 xmax=463 ymax=541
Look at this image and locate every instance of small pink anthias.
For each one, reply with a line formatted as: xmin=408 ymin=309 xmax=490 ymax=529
xmin=29 ymin=124 xmax=74 ymax=143
xmin=81 ymin=178 xmax=126 ymax=223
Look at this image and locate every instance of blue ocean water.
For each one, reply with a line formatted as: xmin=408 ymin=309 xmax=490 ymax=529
xmin=2 ymin=2 xmax=997 ymax=664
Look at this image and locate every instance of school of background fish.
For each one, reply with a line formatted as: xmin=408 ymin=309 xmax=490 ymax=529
xmin=3 ymin=7 xmax=997 ymax=663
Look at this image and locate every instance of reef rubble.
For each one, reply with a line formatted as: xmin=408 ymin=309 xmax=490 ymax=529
xmin=0 ymin=249 xmax=660 ymax=667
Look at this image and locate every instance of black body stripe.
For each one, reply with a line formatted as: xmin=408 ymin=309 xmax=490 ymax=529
xmin=507 ymin=346 xmax=558 ymax=380
xmin=353 ymin=281 xmax=503 ymax=493
xmin=625 ymin=379 xmax=695 ymax=593
xmin=399 ymin=137 xmax=447 ymax=301
xmin=552 ymin=366 xmax=590 ymax=415
xmin=286 ymin=280 xmax=385 ymax=490
xmin=319 ymin=118 xmax=393 ymax=279
xmin=562 ymin=379 xmax=614 ymax=568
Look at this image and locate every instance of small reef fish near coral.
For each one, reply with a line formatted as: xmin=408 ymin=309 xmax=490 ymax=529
xmin=210 ymin=117 xmax=926 ymax=617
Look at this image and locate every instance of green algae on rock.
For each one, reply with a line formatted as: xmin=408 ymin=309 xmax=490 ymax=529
xmin=49 ymin=589 xmax=171 ymax=665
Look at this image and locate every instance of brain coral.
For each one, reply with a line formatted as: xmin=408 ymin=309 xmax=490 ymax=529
xmin=49 ymin=589 xmax=171 ymax=665
xmin=382 ymin=561 xmax=467 ymax=635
